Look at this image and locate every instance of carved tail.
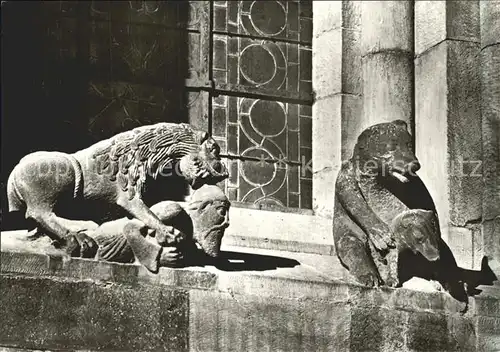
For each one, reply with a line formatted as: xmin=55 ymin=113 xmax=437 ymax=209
xmin=65 ymin=154 xmax=83 ymax=198
xmin=7 ymin=170 xmax=24 ymax=212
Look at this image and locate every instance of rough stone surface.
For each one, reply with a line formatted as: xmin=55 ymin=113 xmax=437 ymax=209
xmin=415 ymin=39 xmax=482 ymax=261
xmin=350 ymin=307 xmax=409 ymax=351
xmin=447 ymin=225 xmax=483 ymax=270
xmin=189 ymin=290 xmax=351 ymax=352
xmin=415 ymin=42 xmax=450 ymax=240
xmin=480 ymin=0 xmax=500 ymax=279
xmin=362 ymin=53 xmax=413 ymax=129
xmin=360 ymin=1 xmax=413 ymax=54
xmin=341 ymin=1 xmax=362 ymax=96
xmin=312 ymin=29 xmax=342 ymax=100
xmin=415 ymin=1 xmax=447 ymax=56
xmin=312 ymin=95 xmax=342 ymax=219
xmin=312 ymin=1 xmax=341 ymax=38
xmin=0 ymin=275 xmax=189 ymax=352
xmin=446 ymin=1 xmax=480 ymax=43
xmin=341 ymin=95 xmax=364 ymax=161
xmin=483 ymin=218 xmax=500 ymax=276
xmin=224 ymin=206 xmax=334 ymax=252
xmin=340 ymin=1 xmax=364 ymax=162
xmin=447 ymin=40 xmax=482 ymax=226
xmin=480 ymin=1 xmax=500 ymax=48
xmin=416 ymin=1 xmax=480 ymax=56
xmin=477 ymin=316 xmax=500 ymax=351
xmin=481 ymin=44 xmax=500 ymax=223
xmin=1 ymin=248 xmax=499 ymax=351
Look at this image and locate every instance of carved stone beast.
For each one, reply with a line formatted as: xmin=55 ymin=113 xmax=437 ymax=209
xmin=7 ymin=123 xmax=228 ymax=256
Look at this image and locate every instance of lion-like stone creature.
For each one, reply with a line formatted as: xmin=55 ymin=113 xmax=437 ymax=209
xmin=7 ymin=123 xmax=228 ymax=257
xmin=333 ymin=120 xmax=470 ymax=302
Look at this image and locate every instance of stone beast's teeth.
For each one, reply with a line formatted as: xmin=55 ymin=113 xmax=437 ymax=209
xmin=390 ymin=171 xmax=409 ymax=183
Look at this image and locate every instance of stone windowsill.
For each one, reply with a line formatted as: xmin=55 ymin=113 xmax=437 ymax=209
xmin=196 ymin=203 xmax=335 ymax=255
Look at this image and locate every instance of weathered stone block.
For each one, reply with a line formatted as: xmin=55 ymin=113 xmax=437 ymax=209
xmin=477 ymin=316 xmax=500 ymax=351
xmin=481 ymin=44 xmax=500 ymax=221
xmin=415 ymin=1 xmax=447 ymax=56
xmin=446 ymin=315 xmax=477 ymax=351
xmin=360 ymin=1 xmax=413 ymax=54
xmin=350 ymin=307 xmax=409 ymax=351
xmin=341 ymin=1 xmax=362 ymax=96
xmin=312 ymin=95 xmax=342 ymax=218
xmin=447 ymin=40 xmax=482 ymax=226
xmin=189 ymin=290 xmax=351 ymax=352
xmin=415 ymin=38 xmax=482 ymax=252
xmin=482 ymin=218 xmax=500 ymax=276
xmin=362 ymin=52 xmax=413 ymax=126
xmin=312 ymin=1 xmax=341 ymax=37
xmin=446 ymin=1 xmax=480 ymax=42
xmin=341 ymin=28 xmax=362 ymax=96
xmin=480 ymin=1 xmax=500 ymax=48
xmin=0 ymin=275 xmax=189 ymax=351
xmin=407 ymin=312 xmax=450 ymax=351
xmin=447 ymin=225 xmax=480 ymax=270
xmin=415 ymin=1 xmax=480 ymax=56
xmin=341 ymin=95 xmax=363 ymax=161
xmin=415 ymin=42 xmax=450 ymax=238
xmin=312 ymin=29 xmax=342 ymax=99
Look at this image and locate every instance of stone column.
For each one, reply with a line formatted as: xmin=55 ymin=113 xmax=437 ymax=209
xmin=480 ymin=0 xmax=500 ymax=274
xmin=360 ymin=1 xmax=414 ymax=131
xmin=415 ymin=1 xmax=482 ymax=268
xmin=312 ymin=1 xmax=363 ymax=218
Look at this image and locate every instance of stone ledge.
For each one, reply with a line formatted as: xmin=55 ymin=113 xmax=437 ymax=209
xmin=2 ymin=244 xmax=499 ymax=316
xmin=1 ymin=246 xmax=500 ymax=352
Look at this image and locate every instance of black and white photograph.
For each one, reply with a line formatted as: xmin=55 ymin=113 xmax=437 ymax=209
xmin=1 ymin=1 xmax=499 ymax=351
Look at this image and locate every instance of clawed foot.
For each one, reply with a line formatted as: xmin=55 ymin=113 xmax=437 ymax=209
xmin=355 ymin=271 xmax=382 ymax=287
xmin=384 ymin=276 xmax=400 ymax=288
xmin=64 ymin=232 xmax=98 ymax=258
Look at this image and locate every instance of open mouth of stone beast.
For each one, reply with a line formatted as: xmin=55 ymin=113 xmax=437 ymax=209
xmin=389 ymin=168 xmax=410 ymax=183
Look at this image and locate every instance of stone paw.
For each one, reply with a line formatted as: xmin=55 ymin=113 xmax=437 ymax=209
xmin=356 ymin=271 xmax=382 ymax=287
xmin=65 ymin=232 xmax=98 ymax=258
xmin=384 ymin=276 xmax=400 ymax=288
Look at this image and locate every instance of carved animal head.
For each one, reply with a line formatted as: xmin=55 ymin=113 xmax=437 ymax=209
xmin=178 ymin=132 xmax=228 ymax=190
xmin=92 ymin=123 xmax=228 ymax=200
xmin=353 ymin=120 xmax=420 ymax=183
xmin=392 ymin=209 xmax=440 ymax=261
xmin=186 ymin=185 xmax=230 ymax=258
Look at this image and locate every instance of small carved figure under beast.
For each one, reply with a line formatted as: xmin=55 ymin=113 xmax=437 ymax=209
xmin=7 ymin=123 xmax=228 ymax=257
xmin=333 ymin=120 xmax=494 ymax=304
xmin=84 ymin=184 xmax=231 ymax=272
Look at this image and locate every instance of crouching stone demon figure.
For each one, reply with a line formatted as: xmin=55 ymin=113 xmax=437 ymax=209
xmin=84 ymin=184 xmax=231 ymax=272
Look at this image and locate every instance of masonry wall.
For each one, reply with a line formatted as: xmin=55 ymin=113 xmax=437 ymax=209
xmin=2 ymin=252 xmax=499 ymax=352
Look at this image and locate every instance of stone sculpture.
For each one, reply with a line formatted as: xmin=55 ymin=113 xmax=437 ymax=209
xmin=333 ymin=120 xmax=469 ymax=301
xmin=7 ymin=123 xmax=228 ymax=258
xmin=84 ymin=184 xmax=231 ymax=272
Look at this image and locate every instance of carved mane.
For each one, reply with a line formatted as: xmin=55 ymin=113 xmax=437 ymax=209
xmin=91 ymin=123 xmax=207 ymax=200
